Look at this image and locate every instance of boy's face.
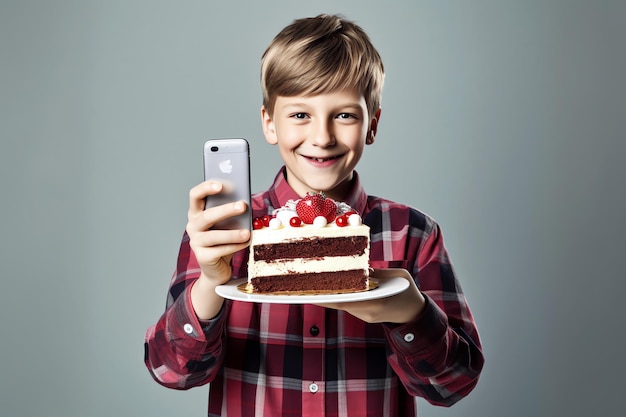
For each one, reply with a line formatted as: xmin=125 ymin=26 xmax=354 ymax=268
xmin=261 ymin=88 xmax=380 ymax=200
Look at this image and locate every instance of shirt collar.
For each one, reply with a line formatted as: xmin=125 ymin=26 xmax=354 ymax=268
xmin=267 ymin=166 xmax=368 ymax=215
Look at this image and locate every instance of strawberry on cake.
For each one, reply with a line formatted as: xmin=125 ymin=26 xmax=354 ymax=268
xmin=247 ymin=193 xmax=370 ymax=294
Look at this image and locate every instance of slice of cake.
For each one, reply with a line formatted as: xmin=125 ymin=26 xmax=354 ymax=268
xmin=247 ymin=193 xmax=370 ymax=294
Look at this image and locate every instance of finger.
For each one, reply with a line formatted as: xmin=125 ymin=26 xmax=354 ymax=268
xmin=197 ymin=200 xmax=248 ymax=230
xmin=192 ymin=237 xmax=248 ymax=269
xmin=192 ymin=228 xmax=251 ymax=248
xmin=371 ymin=268 xmax=411 ymax=280
xmin=315 ymin=302 xmax=343 ymax=311
xmin=194 ymin=240 xmax=250 ymax=267
xmin=189 ymin=181 xmax=223 ymax=214
xmin=315 ymin=300 xmax=380 ymax=322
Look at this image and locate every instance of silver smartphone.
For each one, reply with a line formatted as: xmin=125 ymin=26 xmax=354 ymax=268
xmin=203 ymin=138 xmax=251 ymax=231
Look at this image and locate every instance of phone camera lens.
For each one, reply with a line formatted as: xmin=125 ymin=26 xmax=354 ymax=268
xmin=211 ymin=146 xmax=219 ymax=152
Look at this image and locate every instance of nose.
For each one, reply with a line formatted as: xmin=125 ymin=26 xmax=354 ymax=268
xmin=312 ymin=121 xmax=336 ymax=148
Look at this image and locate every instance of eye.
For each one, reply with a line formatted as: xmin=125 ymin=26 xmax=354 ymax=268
xmin=291 ymin=112 xmax=308 ymax=119
xmin=336 ymin=113 xmax=357 ymax=120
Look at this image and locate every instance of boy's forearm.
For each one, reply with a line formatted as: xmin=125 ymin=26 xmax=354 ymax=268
xmin=191 ymin=274 xmax=226 ymax=320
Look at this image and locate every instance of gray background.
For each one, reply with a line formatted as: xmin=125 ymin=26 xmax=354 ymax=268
xmin=1 ymin=0 xmax=624 ymax=416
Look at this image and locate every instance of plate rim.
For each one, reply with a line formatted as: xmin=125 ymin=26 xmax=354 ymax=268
xmin=215 ymin=275 xmax=409 ymax=304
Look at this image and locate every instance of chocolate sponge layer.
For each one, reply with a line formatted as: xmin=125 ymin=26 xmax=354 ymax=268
xmin=251 ymin=270 xmax=367 ymax=294
xmin=253 ymin=236 xmax=368 ymax=261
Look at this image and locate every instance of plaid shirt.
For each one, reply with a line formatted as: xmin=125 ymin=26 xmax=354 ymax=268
xmin=145 ymin=168 xmax=483 ymax=416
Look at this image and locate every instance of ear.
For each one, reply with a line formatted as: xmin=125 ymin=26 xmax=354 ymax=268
xmin=367 ymin=108 xmax=382 ymax=145
xmin=261 ymin=105 xmax=278 ymax=145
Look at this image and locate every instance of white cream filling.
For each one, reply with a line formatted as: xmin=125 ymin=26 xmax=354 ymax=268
xmin=248 ymin=254 xmax=369 ymax=279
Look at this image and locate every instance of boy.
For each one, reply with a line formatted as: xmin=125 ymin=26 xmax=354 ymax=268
xmin=145 ymin=14 xmax=483 ymax=416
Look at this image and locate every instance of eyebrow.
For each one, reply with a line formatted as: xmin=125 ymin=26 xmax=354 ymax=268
xmin=280 ymin=103 xmax=364 ymax=112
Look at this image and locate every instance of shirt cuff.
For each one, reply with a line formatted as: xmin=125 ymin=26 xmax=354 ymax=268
xmin=382 ymin=295 xmax=449 ymax=354
xmin=166 ymin=285 xmax=227 ymax=345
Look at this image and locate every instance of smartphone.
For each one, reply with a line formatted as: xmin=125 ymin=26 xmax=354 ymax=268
xmin=203 ymin=138 xmax=251 ymax=231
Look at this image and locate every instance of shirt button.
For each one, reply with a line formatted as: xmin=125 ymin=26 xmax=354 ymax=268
xmin=309 ymin=383 xmax=319 ymax=393
xmin=403 ymin=333 xmax=415 ymax=343
xmin=183 ymin=323 xmax=194 ymax=334
xmin=309 ymin=325 xmax=320 ymax=336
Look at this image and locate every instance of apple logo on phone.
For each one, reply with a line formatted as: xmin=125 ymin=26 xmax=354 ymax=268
xmin=219 ymin=159 xmax=233 ymax=174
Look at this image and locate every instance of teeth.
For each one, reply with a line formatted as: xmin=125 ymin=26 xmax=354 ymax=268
xmin=310 ymin=156 xmax=335 ymax=162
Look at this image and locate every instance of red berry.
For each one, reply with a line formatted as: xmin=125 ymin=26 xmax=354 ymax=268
xmin=335 ymin=215 xmax=348 ymax=227
xmin=289 ymin=216 xmax=302 ymax=227
xmin=261 ymin=215 xmax=272 ymax=227
xmin=321 ymin=199 xmax=337 ymax=222
xmin=296 ymin=192 xmax=338 ymax=224
xmin=296 ymin=193 xmax=322 ymax=224
xmin=252 ymin=218 xmax=264 ymax=230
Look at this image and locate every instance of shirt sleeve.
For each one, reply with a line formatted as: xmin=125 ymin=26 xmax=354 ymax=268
xmin=382 ymin=218 xmax=484 ymax=406
xmin=144 ymin=232 xmax=229 ymax=389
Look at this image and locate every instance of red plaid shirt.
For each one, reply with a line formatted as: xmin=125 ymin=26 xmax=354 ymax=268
xmin=145 ymin=168 xmax=483 ymax=416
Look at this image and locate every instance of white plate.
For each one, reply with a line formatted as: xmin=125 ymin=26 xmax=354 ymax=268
xmin=215 ymin=276 xmax=409 ymax=304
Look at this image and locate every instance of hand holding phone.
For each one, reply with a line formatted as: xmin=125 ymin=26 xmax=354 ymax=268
xmin=203 ymin=138 xmax=252 ymax=231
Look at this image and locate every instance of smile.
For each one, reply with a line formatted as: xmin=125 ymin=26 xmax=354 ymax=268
xmin=304 ymin=155 xmax=341 ymax=162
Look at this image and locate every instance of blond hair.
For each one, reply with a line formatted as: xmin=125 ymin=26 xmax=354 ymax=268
xmin=261 ymin=14 xmax=385 ymax=117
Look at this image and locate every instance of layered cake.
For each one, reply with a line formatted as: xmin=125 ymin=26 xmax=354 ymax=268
xmin=247 ymin=193 xmax=370 ymax=294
